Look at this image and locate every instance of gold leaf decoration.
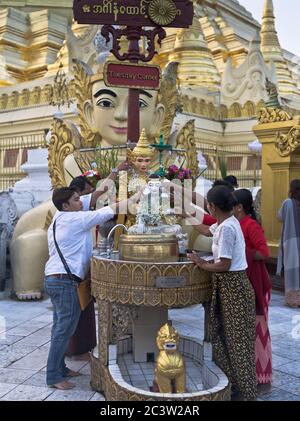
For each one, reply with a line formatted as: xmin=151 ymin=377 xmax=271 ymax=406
xmin=158 ymin=61 xmax=181 ymax=143
xmin=275 ymin=125 xmax=300 ymax=157
xmin=174 ymin=120 xmax=200 ymax=184
xmin=73 ymin=59 xmax=101 ymax=147
xmin=148 ymin=0 xmax=177 ymax=26
xmin=258 ymin=107 xmax=293 ymax=124
xmin=48 ymin=119 xmax=79 ymax=188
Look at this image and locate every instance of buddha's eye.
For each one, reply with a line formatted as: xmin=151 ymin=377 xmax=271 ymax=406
xmin=96 ymin=98 xmax=114 ymax=108
xmin=139 ymin=99 xmax=148 ymax=109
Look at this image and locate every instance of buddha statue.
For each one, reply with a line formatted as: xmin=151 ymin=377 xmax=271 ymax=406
xmin=118 ymin=128 xmax=155 ymax=229
xmin=83 ymin=65 xmax=165 ymax=148
xmin=127 ymin=129 xmax=154 ymax=193
xmin=10 ymin=59 xmax=202 ymax=299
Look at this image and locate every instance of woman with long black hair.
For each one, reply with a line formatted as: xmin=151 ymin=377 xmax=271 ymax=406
xmin=233 ymin=189 xmax=272 ymax=387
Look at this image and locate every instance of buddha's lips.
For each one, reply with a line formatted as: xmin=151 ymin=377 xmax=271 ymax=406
xmin=110 ymin=126 xmax=127 ymax=134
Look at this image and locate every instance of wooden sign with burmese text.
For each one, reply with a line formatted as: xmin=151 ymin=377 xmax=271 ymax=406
xmin=73 ymin=0 xmax=193 ymax=28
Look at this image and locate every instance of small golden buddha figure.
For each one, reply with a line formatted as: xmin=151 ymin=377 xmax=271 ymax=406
xmin=121 ymin=129 xmax=154 ymax=228
xmin=127 ymin=128 xmax=154 ymax=193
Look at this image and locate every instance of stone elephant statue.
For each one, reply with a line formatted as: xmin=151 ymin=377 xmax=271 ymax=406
xmin=10 ymin=200 xmax=56 ymax=300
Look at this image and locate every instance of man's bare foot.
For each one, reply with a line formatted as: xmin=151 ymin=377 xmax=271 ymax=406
xmin=51 ymin=380 xmax=75 ymax=390
xmin=66 ymin=369 xmax=82 ymax=377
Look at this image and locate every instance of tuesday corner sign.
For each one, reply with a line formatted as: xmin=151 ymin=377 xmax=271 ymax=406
xmin=73 ymin=0 xmax=193 ymax=28
xmin=104 ymin=61 xmax=161 ymax=90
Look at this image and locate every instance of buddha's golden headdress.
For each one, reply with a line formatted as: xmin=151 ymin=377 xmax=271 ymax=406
xmin=128 ymin=129 xmax=155 ymax=163
xmin=90 ymin=63 xmax=105 ymax=83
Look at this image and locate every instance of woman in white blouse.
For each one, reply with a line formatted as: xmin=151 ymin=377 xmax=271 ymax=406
xmin=188 ymin=185 xmax=256 ymax=401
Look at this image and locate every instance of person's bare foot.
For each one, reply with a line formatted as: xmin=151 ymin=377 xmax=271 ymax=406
xmin=51 ymin=380 xmax=75 ymax=390
xmin=66 ymin=369 xmax=82 ymax=377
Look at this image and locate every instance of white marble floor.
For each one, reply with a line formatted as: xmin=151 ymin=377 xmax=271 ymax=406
xmin=0 ymin=291 xmax=300 ymax=400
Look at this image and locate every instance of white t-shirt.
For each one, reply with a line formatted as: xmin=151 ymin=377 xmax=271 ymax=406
xmin=45 ymin=206 xmax=114 ymax=280
xmin=209 ymin=215 xmax=247 ymax=272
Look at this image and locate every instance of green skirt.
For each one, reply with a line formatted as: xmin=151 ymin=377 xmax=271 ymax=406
xmin=211 ymin=271 xmax=257 ymax=400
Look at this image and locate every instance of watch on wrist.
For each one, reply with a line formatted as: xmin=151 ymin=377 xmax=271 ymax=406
xmin=111 ymin=168 xmax=119 ymax=174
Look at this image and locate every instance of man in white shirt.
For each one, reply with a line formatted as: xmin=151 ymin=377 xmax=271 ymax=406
xmin=44 ymin=186 xmax=137 ymax=390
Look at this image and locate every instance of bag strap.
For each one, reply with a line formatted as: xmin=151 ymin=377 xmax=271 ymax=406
xmin=53 ymin=219 xmax=77 ymax=281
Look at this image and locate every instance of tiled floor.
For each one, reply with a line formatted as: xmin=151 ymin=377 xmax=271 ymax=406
xmin=0 ymin=291 xmax=300 ymax=400
xmin=118 ymin=354 xmax=203 ymax=392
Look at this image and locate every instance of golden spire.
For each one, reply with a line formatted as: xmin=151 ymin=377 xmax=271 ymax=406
xmin=168 ymin=16 xmax=220 ymax=90
xmin=261 ymin=0 xmax=298 ymax=97
xmin=130 ymin=129 xmax=154 ymax=160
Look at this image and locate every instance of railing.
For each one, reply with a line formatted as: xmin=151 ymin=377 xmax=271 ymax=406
xmin=0 ymin=133 xmax=45 ymax=191
xmin=197 ymin=142 xmax=261 ymax=188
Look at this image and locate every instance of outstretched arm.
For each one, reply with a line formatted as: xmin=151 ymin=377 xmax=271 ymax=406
xmin=90 ymin=161 xmax=129 ymax=209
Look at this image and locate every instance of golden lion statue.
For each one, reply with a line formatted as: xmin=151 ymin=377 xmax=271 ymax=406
xmin=154 ymin=323 xmax=186 ymax=394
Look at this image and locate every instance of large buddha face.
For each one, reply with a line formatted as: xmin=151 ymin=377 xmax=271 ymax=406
xmin=84 ymin=80 xmax=165 ymax=147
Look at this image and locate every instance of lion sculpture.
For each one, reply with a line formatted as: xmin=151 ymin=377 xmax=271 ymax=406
xmin=154 ymin=323 xmax=186 ymax=394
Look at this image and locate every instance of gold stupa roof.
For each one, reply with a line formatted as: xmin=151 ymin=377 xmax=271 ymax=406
xmin=260 ymin=0 xmax=299 ymax=97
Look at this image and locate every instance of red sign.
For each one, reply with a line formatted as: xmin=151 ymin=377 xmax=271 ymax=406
xmin=104 ymin=62 xmax=161 ymax=90
xmin=73 ymin=0 xmax=193 ymax=28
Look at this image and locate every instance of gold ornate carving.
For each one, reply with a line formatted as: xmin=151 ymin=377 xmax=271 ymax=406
xmin=258 ymin=107 xmax=293 ymax=124
xmin=7 ymin=91 xmax=19 ymax=109
xmin=73 ymin=59 xmax=100 ymax=147
xmin=29 ymin=87 xmax=41 ymax=105
xmin=91 ymin=258 xmax=212 ymax=307
xmin=228 ymin=102 xmax=242 ymax=118
xmin=148 ymin=0 xmax=177 ymax=26
xmin=40 ymin=84 xmax=53 ymax=104
xmin=18 ymin=89 xmax=30 ymax=107
xmin=174 ymin=120 xmax=200 ymax=182
xmin=98 ymin=300 xmax=111 ymax=365
xmin=275 ymin=125 xmax=300 ymax=157
xmin=111 ymin=304 xmax=138 ymax=344
xmin=47 ymin=119 xmax=79 ymax=188
xmin=158 ymin=62 xmax=181 ymax=142
xmin=0 ymin=94 xmax=8 ymax=110
xmin=50 ymin=62 xmax=72 ymax=109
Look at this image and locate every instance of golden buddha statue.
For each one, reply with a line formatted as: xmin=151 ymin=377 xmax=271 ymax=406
xmin=127 ymin=129 xmax=154 ymax=192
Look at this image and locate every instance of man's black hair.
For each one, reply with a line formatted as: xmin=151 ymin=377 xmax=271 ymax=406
xmin=52 ymin=187 xmax=78 ymax=211
xmin=69 ymin=176 xmax=92 ymax=193
xmin=213 ymin=179 xmax=234 ymax=192
xmin=223 ymin=175 xmax=238 ymax=188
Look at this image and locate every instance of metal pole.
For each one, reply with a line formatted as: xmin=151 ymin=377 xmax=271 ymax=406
xmin=253 ymin=153 xmax=257 ymax=187
xmin=215 ymin=146 xmax=219 ymax=180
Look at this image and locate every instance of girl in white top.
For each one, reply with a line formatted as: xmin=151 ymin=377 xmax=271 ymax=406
xmin=210 ymin=215 xmax=247 ymax=271
xmin=188 ymin=185 xmax=256 ymax=401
